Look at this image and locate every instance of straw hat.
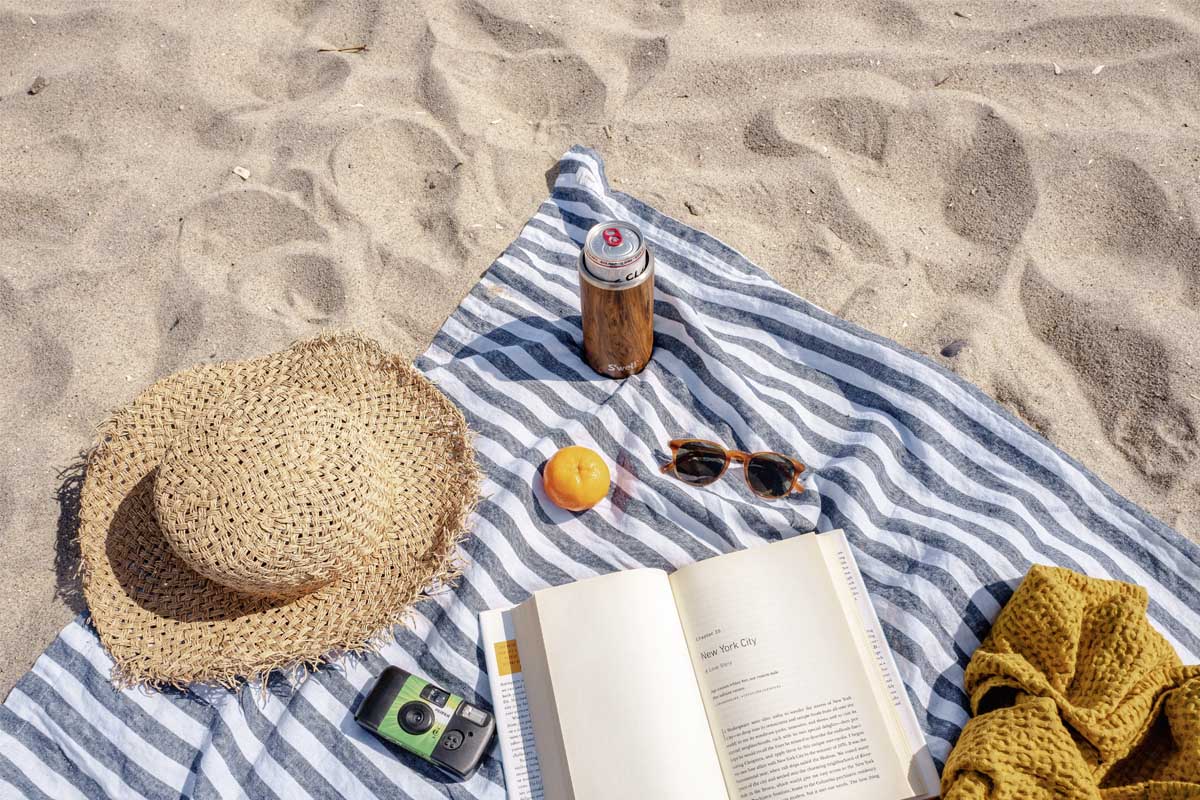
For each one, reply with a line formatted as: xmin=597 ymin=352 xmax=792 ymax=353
xmin=78 ymin=333 xmax=479 ymax=688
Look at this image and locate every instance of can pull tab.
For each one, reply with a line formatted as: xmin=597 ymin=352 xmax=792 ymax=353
xmin=602 ymin=227 xmax=623 ymax=247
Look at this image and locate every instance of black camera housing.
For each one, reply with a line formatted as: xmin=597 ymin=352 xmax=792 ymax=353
xmin=355 ymin=666 xmax=496 ymax=779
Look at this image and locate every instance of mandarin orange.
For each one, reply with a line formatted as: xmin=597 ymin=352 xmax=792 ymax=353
xmin=542 ymin=446 xmax=611 ymax=511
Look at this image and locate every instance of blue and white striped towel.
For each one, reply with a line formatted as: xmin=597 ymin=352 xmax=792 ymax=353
xmin=3 ymin=146 xmax=1198 ymax=799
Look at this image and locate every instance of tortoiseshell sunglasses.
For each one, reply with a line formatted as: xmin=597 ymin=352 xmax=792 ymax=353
xmin=660 ymin=439 xmax=806 ymax=499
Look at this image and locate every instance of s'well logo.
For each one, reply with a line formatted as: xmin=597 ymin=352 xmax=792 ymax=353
xmin=605 ymin=361 xmax=639 ymax=376
xmin=602 ymin=227 xmax=623 ymax=247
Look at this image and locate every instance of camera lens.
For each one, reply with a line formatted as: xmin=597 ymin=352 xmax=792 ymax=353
xmin=398 ymin=701 xmax=434 ymax=735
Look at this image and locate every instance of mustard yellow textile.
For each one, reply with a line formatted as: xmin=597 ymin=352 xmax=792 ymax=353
xmin=943 ymin=565 xmax=1200 ymax=799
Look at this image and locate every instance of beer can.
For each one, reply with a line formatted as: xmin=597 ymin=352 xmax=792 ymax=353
xmin=578 ymin=221 xmax=655 ymax=378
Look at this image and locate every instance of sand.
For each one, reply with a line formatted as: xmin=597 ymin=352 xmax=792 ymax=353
xmin=2 ymin=0 xmax=1198 ymax=698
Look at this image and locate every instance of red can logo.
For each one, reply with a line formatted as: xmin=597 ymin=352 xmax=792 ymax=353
xmin=602 ymin=227 xmax=623 ymax=247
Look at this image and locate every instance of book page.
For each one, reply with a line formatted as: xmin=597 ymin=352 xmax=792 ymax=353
xmin=816 ymin=532 xmax=939 ymax=798
xmin=479 ymin=608 xmax=545 ymax=800
xmin=669 ymin=534 xmax=915 ymax=800
xmin=512 ymin=568 xmax=728 ymax=800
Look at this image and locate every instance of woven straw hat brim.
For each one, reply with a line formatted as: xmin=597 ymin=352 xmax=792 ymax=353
xmin=79 ymin=333 xmax=479 ymax=688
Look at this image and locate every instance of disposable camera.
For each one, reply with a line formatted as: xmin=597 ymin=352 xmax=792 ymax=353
xmin=355 ymin=666 xmax=497 ymax=779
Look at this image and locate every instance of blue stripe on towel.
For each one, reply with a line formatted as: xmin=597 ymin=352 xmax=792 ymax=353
xmin=3 ymin=146 xmax=1198 ymax=797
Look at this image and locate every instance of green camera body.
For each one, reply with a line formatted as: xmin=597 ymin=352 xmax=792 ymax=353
xmin=355 ymin=666 xmax=496 ymax=779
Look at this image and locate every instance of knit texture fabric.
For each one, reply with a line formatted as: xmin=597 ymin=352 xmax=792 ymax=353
xmin=943 ymin=565 xmax=1200 ymax=799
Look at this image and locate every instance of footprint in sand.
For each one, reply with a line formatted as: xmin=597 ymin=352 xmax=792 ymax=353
xmin=989 ymin=13 xmax=1194 ymax=61
xmin=330 ymin=117 xmax=466 ymax=268
xmin=461 ymin=0 xmax=565 ymax=51
xmin=624 ymin=35 xmax=669 ymax=101
xmin=0 ymin=189 xmax=78 ymax=246
xmin=239 ymin=252 xmax=348 ymax=323
xmin=178 ymin=189 xmax=328 ymax=286
xmin=1029 ymin=155 xmax=1200 ymax=307
xmin=746 ymin=95 xmax=893 ymax=162
xmin=429 ymin=1 xmax=608 ymax=132
xmin=1020 ymin=259 xmax=1198 ymax=489
xmin=1017 ymin=150 xmax=1200 ymax=489
xmin=240 ymin=50 xmax=352 ymax=102
xmin=744 ymin=75 xmax=1037 ymax=297
xmin=940 ymin=111 xmax=1037 ymax=255
xmin=172 ymin=187 xmax=338 ymax=356
xmin=454 ymin=49 xmax=607 ymax=124
xmin=194 ymin=105 xmax=260 ymax=151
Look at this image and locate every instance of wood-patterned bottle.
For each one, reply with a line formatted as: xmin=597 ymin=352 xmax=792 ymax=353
xmin=578 ymin=220 xmax=655 ymax=378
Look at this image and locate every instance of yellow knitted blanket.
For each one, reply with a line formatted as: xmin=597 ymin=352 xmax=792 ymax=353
xmin=943 ymin=565 xmax=1200 ymax=799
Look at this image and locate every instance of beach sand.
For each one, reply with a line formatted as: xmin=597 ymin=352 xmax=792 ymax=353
xmin=2 ymin=0 xmax=1198 ymax=697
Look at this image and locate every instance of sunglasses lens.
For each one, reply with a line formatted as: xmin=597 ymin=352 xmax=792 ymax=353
xmin=746 ymin=453 xmax=796 ymax=498
xmin=673 ymin=441 xmax=727 ymax=486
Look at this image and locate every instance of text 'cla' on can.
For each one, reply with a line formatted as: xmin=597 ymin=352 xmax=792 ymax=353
xmin=578 ymin=220 xmax=655 ymax=379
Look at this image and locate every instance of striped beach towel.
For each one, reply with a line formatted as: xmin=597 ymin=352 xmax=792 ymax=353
xmin=2 ymin=146 xmax=1198 ymax=799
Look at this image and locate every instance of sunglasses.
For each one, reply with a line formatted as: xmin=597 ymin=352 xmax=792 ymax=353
xmin=660 ymin=439 xmax=806 ymax=499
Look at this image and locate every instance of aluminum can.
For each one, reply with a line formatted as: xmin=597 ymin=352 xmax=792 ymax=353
xmin=580 ymin=222 xmax=652 ymax=289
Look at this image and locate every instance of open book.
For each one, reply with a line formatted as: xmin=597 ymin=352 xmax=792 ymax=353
xmin=480 ymin=530 xmax=939 ymax=800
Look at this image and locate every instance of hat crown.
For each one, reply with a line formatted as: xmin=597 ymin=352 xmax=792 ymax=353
xmin=153 ymin=389 xmax=393 ymax=598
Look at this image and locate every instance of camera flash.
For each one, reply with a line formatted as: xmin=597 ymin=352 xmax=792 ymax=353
xmin=459 ymin=704 xmax=490 ymax=727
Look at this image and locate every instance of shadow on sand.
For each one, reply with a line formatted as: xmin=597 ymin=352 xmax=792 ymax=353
xmin=54 ymin=454 xmax=89 ymax=615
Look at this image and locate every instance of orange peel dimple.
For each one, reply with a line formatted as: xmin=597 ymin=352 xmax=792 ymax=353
xmin=542 ymin=445 xmax=611 ymax=512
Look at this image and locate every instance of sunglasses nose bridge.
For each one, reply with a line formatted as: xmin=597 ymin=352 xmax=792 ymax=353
xmin=727 ymin=450 xmax=752 ymax=465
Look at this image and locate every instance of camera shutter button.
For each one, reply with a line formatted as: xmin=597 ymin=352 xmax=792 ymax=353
xmin=442 ymin=730 xmax=464 ymax=750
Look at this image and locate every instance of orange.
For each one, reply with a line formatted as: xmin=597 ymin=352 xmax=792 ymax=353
xmin=542 ymin=446 xmax=611 ymax=511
